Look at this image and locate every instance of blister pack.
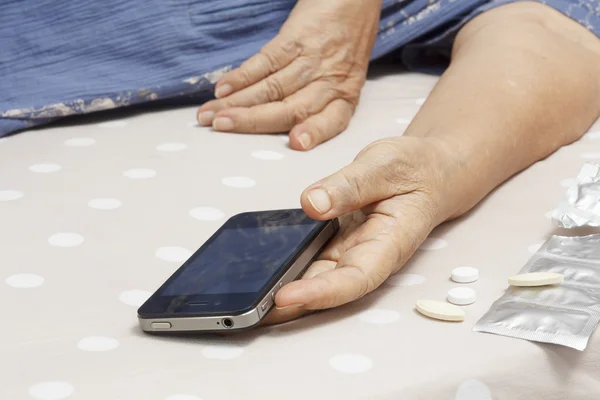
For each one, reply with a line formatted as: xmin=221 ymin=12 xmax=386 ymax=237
xmin=474 ymin=234 xmax=600 ymax=350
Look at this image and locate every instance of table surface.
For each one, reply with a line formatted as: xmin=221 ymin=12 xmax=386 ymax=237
xmin=2 ymin=68 xmax=600 ymax=400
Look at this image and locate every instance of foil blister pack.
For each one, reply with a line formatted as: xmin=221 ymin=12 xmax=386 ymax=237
xmin=474 ymin=234 xmax=600 ymax=351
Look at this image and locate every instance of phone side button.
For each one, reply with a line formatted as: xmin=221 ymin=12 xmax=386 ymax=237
xmin=151 ymin=322 xmax=172 ymax=329
xmin=261 ymin=300 xmax=270 ymax=312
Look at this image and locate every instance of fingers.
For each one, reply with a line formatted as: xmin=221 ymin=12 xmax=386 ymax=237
xmin=262 ymin=259 xmax=336 ymax=325
xmin=288 ymin=99 xmax=354 ymax=151
xmin=274 ymin=219 xmax=401 ymax=311
xmin=197 ymin=58 xmax=318 ymax=125
xmin=206 ymin=81 xmax=335 ymax=136
xmin=214 ymin=37 xmax=301 ymax=98
xmin=300 ymin=140 xmax=414 ymax=219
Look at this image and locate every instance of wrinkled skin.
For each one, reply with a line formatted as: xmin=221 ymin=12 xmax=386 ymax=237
xmin=197 ymin=0 xmax=382 ymax=150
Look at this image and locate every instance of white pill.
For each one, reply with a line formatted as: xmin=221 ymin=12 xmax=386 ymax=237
xmin=508 ymin=272 xmax=564 ymax=287
xmin=451 ymin=267 xmax=479 ymax=283
xmin=416 ymin=300 xmax=465 ymax=322
xmin=447 ymin=287 xmax=476 ymax=306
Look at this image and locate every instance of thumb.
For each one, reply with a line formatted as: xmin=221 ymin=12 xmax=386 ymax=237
xmin=300 ymin=140 xmax=419 ymax=219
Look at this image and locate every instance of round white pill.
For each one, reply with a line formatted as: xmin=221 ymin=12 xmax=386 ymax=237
xmin=447 ymin=287 xmax=477 ymax=306
xmin=415 ymin=300 xmax=465 ymax=322
xmin=451 ymin=267 xmax=479 ymax=283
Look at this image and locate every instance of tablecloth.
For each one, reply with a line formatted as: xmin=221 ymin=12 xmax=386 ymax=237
xmin=2 ymin=67 xmax=600 ymax=400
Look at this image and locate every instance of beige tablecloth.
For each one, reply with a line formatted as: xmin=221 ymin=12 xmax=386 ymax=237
xmin=2 ymin=68 xmax=600 ymax=400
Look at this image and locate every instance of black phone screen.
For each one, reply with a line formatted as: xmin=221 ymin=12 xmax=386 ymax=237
xmin=138 ymin=209 xmax=327 ymax=317
xmin=160 ymin=223 xmax=317 ymax=296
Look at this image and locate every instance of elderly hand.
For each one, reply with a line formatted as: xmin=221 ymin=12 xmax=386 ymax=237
xmin=264 ymin=136 xmax=458 ymax=324
xmin=196 ymin=0 xmax=382 ymax=151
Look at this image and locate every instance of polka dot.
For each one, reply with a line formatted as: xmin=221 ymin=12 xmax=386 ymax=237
xmin=419 ymin=238 xmax=448 ymax=250
xmin=119 ymin=290 xmax=151 ymax=307
xmin=156 ymin=246 xmax=192 ymax=263
xmin=123 ymin=168 xmax=156 ymax=179
xmin=455 ymin=379 xmax=492 ymax=400
xmin=77 ymin=336 xmax=119 ymax=352
xmin=358 ymin=309 xmax=400 ymax=324
xmin=98 ymin=120 xmax=128 ymax=128
xmin=201 ymin=344 xmax=244 ymax=360
xmin=0 ymin=190 xmax=23 ymax=201
xmin=581 ymin=153 xmax=600 ymax=160
xmin=545 ymin=210 xmax=557 ymax=219
xmin=585 ymin=131 xmax=600 ymax=140
xmin=88 ymin=198 xmax=122 ymax=210
xmin=386 ymin=273 xmax=426 ymax=286
xmin=329 ymin=353 xmax=373 ymax=374
xmin=189 ymin=207 xmax=224 ymax=221
xmin=251 ymin=150 xmax=284 ymax=160
xmin=395 ymin=117 xmax=412 ymax=125
xmin=29 ymin=163 xmax=61 ymax=173
xmin=6 ymin=273 xmax=44 ymax=288
xmin=48 ymin=233 xmax=84 ymax=248
xmin=157 ymin=143 xmax=188 ymax=152
xmin=222 ymin=176 xmax=256 ymax=188
xmin=415 ymin=98 xmax=426 ymax=106
xmin=165 ymin=395 xmax=202 ymax=400
xmin=560 ymin=178 xmax=576 ymax=188
xmin=528 ymin=242 xmax=544 ymax=254
xmin=28 ymin=381 xmax=74 ymax=400
xmin=64 ymin=138 xmax=96 ymax=147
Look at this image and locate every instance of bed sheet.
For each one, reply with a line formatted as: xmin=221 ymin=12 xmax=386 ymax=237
xmin=1 ymin=69 xmax=599 ymax=400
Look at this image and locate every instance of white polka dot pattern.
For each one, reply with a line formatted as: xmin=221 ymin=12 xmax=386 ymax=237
xmin=329 ymin=353 xmax=373 ymax=374
xmin=48 ymin=233 xmax=84 ymax=248
xmin=455 ymin=379 xmax=493 ymax=400
xmin=155 ymin=247 xmax=192 ymax=263
xmin=29 ymin=163 xmax=62 ymax=173
xmin=28 ymin=381 xmax=74 ymax=400
xmin=386 ymin=273 xmax=426 ymax=286
xmin=6 ymin=273 xmax=44 ymax=288
xmin=189 ymin=207 xmax=224 ymax=221
xmin=251 ymin=150 xmax=284 ymax=160
xmin=0 ymin=190 xmax=23 ymax=201
xmin=77 ymin=336 xmax=119 ymax=352
xmin=358 ymin=309 xmax=400 ymax=324
xmin=123 ymin=168 xmax=156 ymax=179
xmin=419 ymin=238 xmax=448 ymax=250
xmin=157 ymin=143 xmax=188 ymax=152
xmin=221 ymin=176 xmax=256 ymax=188
xmin=88 ymin=198 xmax=122 ymax=210
xmin=119 ymin=290 xmax=151 ymax=307
xmin=201 ymin=345 xmax=244 ymax=360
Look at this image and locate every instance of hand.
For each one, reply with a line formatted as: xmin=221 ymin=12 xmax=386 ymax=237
xmin=196 ymin=0 xmax=382 ymax=150
xmin=264 ymin=136 xmax=457 ymax=324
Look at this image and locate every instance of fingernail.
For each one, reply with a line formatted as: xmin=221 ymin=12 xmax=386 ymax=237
xmin=213 ymin=117 xmax=234 ymax=131
xmin=298 ymin=133 xmax=311 ymax=150
xmin=275 ymin=303 xmax=304 ymax=311
xmin=215 ymin=84 xmax=232 ymax=98
xmin=307 ymin=188 xmax=332 ymax=214
xmin=198 ymin=111 xmax=215 ymax=126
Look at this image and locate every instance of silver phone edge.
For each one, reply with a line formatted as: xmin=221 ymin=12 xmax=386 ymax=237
xmin=138 ymin=218 xmax=338 ymax=333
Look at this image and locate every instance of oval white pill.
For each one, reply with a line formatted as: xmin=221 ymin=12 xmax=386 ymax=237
xmin=416 ymin=300 xmax=465 ymax=322
xmin=447 ymin=287 xmax=476 ymax=305
xmin=508 ymin=272 xmax=564 ymax=287
xmin=451 ymin=267 xmax=479 ymax=283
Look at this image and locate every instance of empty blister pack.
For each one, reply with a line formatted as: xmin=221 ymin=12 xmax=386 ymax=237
xmin=474 ymin=234 xmax=600 ymax=350
xmin=553 ymin=162 xmax=600 ymax=228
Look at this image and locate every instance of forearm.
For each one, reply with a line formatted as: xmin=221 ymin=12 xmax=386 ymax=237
xmin=404 ymin=3 xmax=600 ymax=222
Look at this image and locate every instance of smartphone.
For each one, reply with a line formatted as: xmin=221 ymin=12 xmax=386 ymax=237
xmin=138 ymin=209 xmax=339 ymax=333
